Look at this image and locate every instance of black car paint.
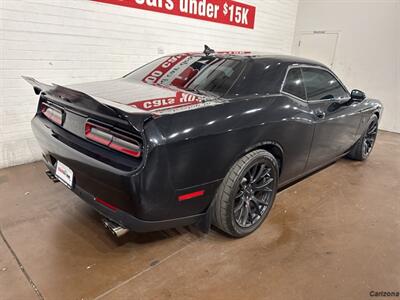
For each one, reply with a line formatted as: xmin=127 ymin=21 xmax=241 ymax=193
xmin=27 ymin=53 xmax=382 ymax=232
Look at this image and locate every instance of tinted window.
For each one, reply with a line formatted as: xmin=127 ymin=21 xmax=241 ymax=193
xmin=124 ymin=55 xmax=244 ymax=97
xmin=226 ymin=59 xmax=283 ymax=97
xmin=186 ymin=59 xmax=244 ymax=96
xmin=282 ymin=68 xmax=306 ymax=99
xmin=302 ymin=68 xmax=348 ymax=101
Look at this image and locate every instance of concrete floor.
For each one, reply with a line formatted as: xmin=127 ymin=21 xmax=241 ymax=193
xmin=0 ymin=131 xmax=399 ymax=300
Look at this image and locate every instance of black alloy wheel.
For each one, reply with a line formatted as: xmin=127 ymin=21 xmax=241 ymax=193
xmin=347 ymin=114 xmax=379 ymax=161
xmin=234 ymin=163 xmax=274 ymax=228
xmin=362 ymin=119 xmax=378 ymax=156
xmin=212 ymin=149 xmax=279 ymax=238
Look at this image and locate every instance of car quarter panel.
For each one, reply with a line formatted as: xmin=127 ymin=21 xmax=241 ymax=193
xmin=146 ymin=95 xmax=315 ymax=197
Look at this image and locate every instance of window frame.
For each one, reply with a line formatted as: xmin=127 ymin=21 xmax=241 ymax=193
xmin=281 ymin=66 xmax=307 ymax=101
xmin=280 ymin=64 xmax=350 ymax=103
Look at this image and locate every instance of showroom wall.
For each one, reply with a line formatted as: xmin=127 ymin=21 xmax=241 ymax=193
xmin=293 ymin=0 xmax=400 ymax=133
xmin=0 ymin=0 xmax=300 ymax=169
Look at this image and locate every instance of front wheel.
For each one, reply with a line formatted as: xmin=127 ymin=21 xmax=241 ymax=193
xmin=212 ymin=150 xmax=279 ymax=238
xmin=347 ymin=115 xmax=379 ymax=161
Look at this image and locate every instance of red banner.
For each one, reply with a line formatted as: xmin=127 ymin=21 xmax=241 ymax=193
xmin=92 ymin=0 xmax=256 ymax=29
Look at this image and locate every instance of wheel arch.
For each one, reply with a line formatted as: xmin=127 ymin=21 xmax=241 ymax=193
xmin=203 ymin=140 xmax=284 ymax=231
xmin=242 ymin=141 xmax=284 ymax=177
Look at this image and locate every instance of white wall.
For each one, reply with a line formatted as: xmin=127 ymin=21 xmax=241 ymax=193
xmin=0 ymin=0 xmax=299 ymax=169
xmin=293 ymin=0 xmax=400 ymax=133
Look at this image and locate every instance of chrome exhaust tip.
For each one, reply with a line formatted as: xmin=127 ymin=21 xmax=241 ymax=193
xmin=102 ymin=218 xmax=129 ymax=238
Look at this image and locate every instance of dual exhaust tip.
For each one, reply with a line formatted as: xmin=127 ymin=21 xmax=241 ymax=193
xmin=102 ymin=218 xmax=129 ymax=238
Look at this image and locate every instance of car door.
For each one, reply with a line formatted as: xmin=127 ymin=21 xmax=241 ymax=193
xmin=279 ymin=66 xmax=315 ymax=182
xmin=302 ymin=66 xmax=362 ymax=170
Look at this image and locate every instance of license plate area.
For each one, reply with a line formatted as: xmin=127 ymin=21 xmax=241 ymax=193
xmin=55 ymin=161 xmax=74 ymax=189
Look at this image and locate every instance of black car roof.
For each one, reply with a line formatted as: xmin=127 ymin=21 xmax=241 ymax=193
xmin=186 ymin=52 xmax=325 ymax=68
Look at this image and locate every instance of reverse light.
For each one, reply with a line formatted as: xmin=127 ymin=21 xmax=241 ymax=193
xmin=41 ymin=103 xmax=64 ymax=125
xmin=85 ymin=122 xmax=141 ymax=158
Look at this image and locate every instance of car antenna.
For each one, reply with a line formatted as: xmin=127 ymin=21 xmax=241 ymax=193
xmin=203 ymin=45 xmax=215 ymax=56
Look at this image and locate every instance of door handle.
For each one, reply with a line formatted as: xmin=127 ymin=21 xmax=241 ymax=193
xmin=314 ymin=109 xmax=326 ymax=119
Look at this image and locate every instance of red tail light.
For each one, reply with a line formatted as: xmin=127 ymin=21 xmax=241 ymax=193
xmin=85 ymin=122 xmax=141 ymax=158
xmin=41 ymin=103 xmax=63 ymax=125
xmin=85 ymin=123 xmax=112 ymax=146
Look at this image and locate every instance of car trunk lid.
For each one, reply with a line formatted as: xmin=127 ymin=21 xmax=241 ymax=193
xmin=23 ymin=76 xmax=154 ymax=133
xmin=24 ymin=76 xmax=218 ymax=132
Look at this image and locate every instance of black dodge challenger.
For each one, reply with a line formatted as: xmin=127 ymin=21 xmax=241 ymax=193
xmin=24 ymin=49 xmax=383 ymax=238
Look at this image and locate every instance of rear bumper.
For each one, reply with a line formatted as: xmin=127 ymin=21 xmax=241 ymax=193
xmin=32 ymin=115 xmax=209 ymax=231
xmin=45 ymin=164 xmax=204 ymax=232
xmin=75 ymin=184 xmax=205 ymax=232
xmin=32 ymin=115 xmax=141 ymax=215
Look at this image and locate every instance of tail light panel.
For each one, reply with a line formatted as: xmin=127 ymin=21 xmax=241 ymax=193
xmin=85 ymin=121 xmax=142 ymax=158
xmin=41 ymin=102 xmax=64 ymax=126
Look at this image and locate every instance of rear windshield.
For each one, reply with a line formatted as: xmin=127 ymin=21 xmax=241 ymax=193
xmin=124 ymin=54 xmax=245 ymax=97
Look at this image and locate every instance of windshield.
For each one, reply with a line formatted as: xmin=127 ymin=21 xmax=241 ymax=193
xmin=124 ymin=54 xmax=245 ymax=97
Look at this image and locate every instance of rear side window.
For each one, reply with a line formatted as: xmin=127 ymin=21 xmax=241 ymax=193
xmin=187 ymin=59 xmax=244 ymax=96
xmin=302 ymin=68 xmax=349 ymax=101
xmin=226 ymin=59 xmax=283 ymax=97
xmin=282 ymin=68 xmax=306 ymax=100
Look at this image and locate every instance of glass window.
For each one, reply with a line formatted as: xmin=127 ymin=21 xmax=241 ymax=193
xmin=186 ymin=59 xmax=244 ymax=96
xmin=124 ymin=55 xmax=244 ymax=97
xmin=282 ymin=68 xmax=306 ymax=99
xmin=302 ymin=68 xmax=349 ymax=101
xmin=226 ymin=59 xmax=283 ymax=97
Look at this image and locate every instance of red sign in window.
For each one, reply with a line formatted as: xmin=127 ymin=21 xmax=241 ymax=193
xmin=129 ymin=91 xmax=201 ymax=112
xmin=92 ymin=0 xmax=256 ymax=29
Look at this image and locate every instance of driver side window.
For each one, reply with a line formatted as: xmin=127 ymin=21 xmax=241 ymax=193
xmin=302 ymin=68 xmax=349 ymax=101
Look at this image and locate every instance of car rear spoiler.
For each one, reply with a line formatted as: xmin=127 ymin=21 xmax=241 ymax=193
xmin=22 ymin=76 xmax=154 ymax=132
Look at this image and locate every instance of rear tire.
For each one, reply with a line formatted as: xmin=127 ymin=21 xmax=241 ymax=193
xmin=212 ymin=150 xmax=279 ymax=238
xmin=347 ymin=115 xmax=378 ymax=161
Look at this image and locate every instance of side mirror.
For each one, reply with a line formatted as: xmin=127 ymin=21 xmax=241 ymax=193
xmin=351 ymin=89 xmax=366 ymax=101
